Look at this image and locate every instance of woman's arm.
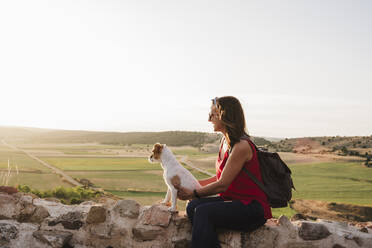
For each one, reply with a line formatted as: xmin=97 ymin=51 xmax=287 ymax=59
xmin=177 ymin=140 xmax=253 ymax=200
xmin=198 ymin=176 xmax=217 ymax=186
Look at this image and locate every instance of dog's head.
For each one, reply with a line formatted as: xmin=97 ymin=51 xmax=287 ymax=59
xmin=148 ymin=143 xmax=165 ymax=163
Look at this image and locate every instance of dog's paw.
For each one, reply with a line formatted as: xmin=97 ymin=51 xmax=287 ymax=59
xmin=160 ymin=201 xmax=172 ymax=207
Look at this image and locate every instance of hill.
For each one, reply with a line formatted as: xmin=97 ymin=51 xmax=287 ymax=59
xmin=0 ymin=126 xmax=271 ymax=147
xmin=268 ymin=136 xmax=372 ymax=162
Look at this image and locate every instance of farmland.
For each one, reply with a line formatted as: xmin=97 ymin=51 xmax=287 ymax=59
xmin=1 ymin=127 xmax=372 ymax=218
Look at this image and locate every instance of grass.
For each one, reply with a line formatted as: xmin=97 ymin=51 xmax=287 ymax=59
xmin=0 ymin=145 xmax=70 ymax=189
xmin=290 ymin=162 xmax=372 ymax=206
xmin=40 ymin=157 xmax=159 ymax=171
xmin=0 ymin=150 xmax=52 ymax=172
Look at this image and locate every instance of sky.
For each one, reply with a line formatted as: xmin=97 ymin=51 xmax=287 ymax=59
xmin=0 ymin=0 xmax=371 ymax=138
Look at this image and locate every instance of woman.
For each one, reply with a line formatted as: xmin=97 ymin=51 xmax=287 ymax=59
xmin=176 ymin=96 xmax=272 ymax=248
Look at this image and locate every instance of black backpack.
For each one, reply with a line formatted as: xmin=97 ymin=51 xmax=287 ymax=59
xmin=241 ymin=136 xmax=295 ymax=208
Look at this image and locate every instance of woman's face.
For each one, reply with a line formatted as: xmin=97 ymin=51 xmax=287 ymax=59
xmin=208 ymin=105 xmax=225 ymax=132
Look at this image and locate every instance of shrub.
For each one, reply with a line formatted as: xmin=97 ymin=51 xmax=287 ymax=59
xmin=54 ymin=187 xmax=67 ymax=198
xmin=16 ymin=185 xmax=103 ymax=204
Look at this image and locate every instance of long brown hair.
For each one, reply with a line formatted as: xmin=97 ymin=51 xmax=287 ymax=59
xmin=215 ymin=96 xmax=249 ymax=149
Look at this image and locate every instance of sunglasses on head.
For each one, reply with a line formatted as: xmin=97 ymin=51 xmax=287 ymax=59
xmin=208 ymin=97 xmax=219 ymax=121
xmin=211 ymin=97 xmax=218 ymax=106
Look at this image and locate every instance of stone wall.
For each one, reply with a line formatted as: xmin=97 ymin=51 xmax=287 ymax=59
xmin=0 ymin=190 xmax=371 ymax=248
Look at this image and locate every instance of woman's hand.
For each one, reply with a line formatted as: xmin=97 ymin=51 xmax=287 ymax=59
xmin=174 ymin=185 xmax=194 ymax=200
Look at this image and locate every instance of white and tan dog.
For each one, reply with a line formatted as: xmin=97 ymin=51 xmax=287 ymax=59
xmin=148 ymin=143 xmax=202 ymax=211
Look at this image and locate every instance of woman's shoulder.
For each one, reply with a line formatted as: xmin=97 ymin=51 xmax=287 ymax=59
xmin=231 ymin=139 xmax=253 ymax=161
xmin=232 ymin=139 xmax=252 ymax=154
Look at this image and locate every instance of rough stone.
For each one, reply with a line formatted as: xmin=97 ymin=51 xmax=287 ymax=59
xmin=291 ymin=213 xmax=308 ymax=221
xmin=219 ymin=230 xmax=242 ymax=248
xmin=285 ymin=241 xmax=320 ymax=248
xmin=3 ymin=192 xmax=372 ymax=248
xmin=113 ymin=199 xmax=140 ymax=218
xmin=86 ymin=206 xmax=106 ymax=224
xmin=19 ymin=195 xmax=33 ymax=205
xmin=89 ymin=223 xmax=113 ymax=239
xmin=299 ymin=222 xmax=331 ymax=240
xmin=17 ymin=203 xmax=36 ymax=222
xmin=171 ymin=237 xmax=190 ymax=248
xmin=243 ymin=225 xmax=279 ymax=248
xmin=132 ymin=225 xmax=164 ymax=241
xmin=0 ymin=222 xmax=18 ymax=245
xmin=33 ymin=230 xmax=73 ymax=248
xmin=359 ymin=227 xmax=368 ymax=233
xmin=29 ymin=205 xmax=50 ymax=223
xmin=278 ymin=215 xmax=297 ymax=239
xmin=138 ymin=204 xmax=172 ymax=227
xmin=48 ymin=211 xmax=84 ymax=230
xmin=0 ymin=193 xmax=19 ymax=220
xmin=333 ymin=245 xmax=346 ymax=248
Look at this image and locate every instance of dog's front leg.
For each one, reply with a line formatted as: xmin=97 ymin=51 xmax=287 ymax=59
xmin=161 ymin=188 xmax=171 ymax=206
xmin=169 ymin=187 xmax=178 ymax=212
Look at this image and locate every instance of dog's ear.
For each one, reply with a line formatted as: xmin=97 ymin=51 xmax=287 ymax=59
xmin=152 ymin=143 xmax=164 ymax=159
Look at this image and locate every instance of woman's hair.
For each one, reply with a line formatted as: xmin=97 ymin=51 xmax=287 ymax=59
xmin=215 ymin=96 xmax=249 ymax=149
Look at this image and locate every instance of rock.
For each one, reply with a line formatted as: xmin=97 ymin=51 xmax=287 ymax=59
xmin=285 ymin=241 xmax=320 ymax=248
xmin=132 ymin=225 xmax=164 ymax=241
xmin=48 ymin=211 xmax=84 ymax=230
xmin=291 ymin=213 xmax=307 ymax=221
xmin=19 ymin=195 xmax=33 ymax=205
xmin=0 ymin=222 xmax=18 ymax=246
xmin=17 ymin=203 xmax=36 ymax=222
xmin=86 ymin=206 xmax=106 ymax=224
xmin=243 ymin=225 xmax=279 ymax=248
xmin=171 ymin=237 xmax=190 ymax=248
xmin=113 ymin=199 xmax=140 ymax=218
xmin=89 ymin=223 xmax=113 ymax=239
xmin=333 ymin=244 xmax=346 ymax=248
xmin=29 ymin=205 xmax=50 ymax=223
xmin=219 ymin=230 xmax=242 ymax=248
xmin=138 ymin=204 xmax=172 ymax=227
xmin=0 ymin=186 xmax=18 ymax=194
xmin=33 ymin=230 xmax=73 ymax=248
xmin=278 ymin=215 xmax=298 ymax=239
xmin=359 ymin=227 xmax=368 ymax=233
xmin=299 ymin=222 xmax=331 ymax=240
xmin=0 ymin=193 xmax=19 ymax=220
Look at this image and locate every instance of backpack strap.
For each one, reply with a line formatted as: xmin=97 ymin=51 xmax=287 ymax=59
xmin=240 ymin=136 xmax=271 ymax=198
xmin=242 ymin=166 xmax=270 ymax=198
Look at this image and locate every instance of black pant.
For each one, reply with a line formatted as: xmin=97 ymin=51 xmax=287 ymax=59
xmin=186 ymin=197 xmax=266 ymax=248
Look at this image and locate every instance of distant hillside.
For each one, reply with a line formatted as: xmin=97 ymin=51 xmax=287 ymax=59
xmin=0 ymin=126 xmax=218 ymax=147
xmin=0 ymin=126 xmax=272 ymax=148
xmin=269 ymin=136 xmax=372 ymax=157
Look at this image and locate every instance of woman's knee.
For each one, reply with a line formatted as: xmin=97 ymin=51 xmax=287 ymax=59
xmin=193 ymin=204 xmax=211 ymax=220
xmin=186 ymin=199 xmax=199 ymax=218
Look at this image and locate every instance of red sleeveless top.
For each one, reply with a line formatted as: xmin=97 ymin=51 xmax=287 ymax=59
xmin=216 ymin=139 xmax=272 ymax=219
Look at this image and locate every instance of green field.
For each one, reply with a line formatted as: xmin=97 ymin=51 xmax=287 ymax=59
xmin=0 ymin=145 xmax=71 ymax=189
xmin=290 ymin=162 xmax=372 ymax=206
xmin=2 ymin=141 xmax=372 ymax=219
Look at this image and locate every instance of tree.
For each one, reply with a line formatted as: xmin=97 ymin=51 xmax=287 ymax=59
xmin=341 ymin=146 xmax=348 ymax=155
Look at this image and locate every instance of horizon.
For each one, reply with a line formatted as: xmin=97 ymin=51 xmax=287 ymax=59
xmin=1 ymin=124 xmax=371 ymax=140
xmin=1 ymin=1 xmax=371 ymax=138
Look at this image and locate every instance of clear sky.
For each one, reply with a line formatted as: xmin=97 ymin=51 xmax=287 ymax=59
xmin=1 ymin=0 xmax=371 ymax=138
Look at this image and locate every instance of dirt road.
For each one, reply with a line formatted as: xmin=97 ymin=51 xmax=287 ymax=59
xmin=179 ymin=156 xmax=214 ymax=177
xmin=1 ymin=140 xmax=82 ymax=187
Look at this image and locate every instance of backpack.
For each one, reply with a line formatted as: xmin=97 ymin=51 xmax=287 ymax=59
xmin=241 ymin=136 xmax=295 ymax=208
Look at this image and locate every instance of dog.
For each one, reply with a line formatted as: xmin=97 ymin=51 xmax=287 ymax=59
xmin=148 ymin=143 xmax=202 ymax=211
